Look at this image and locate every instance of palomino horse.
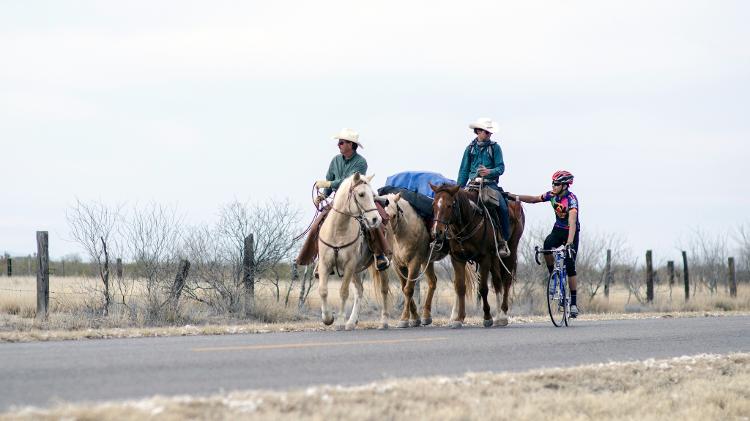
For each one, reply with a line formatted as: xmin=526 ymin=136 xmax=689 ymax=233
xmin=430 ymin=183 xmax=525 ymax=328
xmin=317 ymin=172 xmax=390 ymax=330
xmin=378 ymin=193 xmax=449 ymax=327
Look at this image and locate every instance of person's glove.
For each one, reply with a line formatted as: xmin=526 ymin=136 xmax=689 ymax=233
xmin=565 ymin=243 xmax=575 ymax=257
xmin=314 ymin=193 xmax=327 ymax=206
xmin=315 ymin=180 xmax=332 ymax=189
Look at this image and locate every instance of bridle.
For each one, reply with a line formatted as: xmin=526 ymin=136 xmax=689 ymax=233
xmin=318 ymin=178 xmax=379 ymax=277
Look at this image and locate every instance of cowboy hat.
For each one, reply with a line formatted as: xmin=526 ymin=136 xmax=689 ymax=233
xmin=468 ymin=118 xmax=498 ymax=134
xmin=332 ymin=128 xmax=364 ymax=148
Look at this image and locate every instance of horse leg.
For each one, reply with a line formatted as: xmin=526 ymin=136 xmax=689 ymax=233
xmin=368 ymin=264 xmax=390 ymax=329
xmin=346 ymin=272 xmax=364 ymax=330
xmin=450 ymin=256 xmax=466 ymax=329
xmin=421 ymin=262 xmax=437 ymax=326
xmin=318 ymin=259 xmax=334 ymax=326
xmin=395 ymin=266 xmax=411 ymax=328
xmin=407 ymin=261 xmax=422 ymax=327
xmin=491 ymin=259 xmax=509 ymax=327
xmin=478 ymin=259 xmax=493 ymax=328
xmin=336 ymin=268 xmax=352 ymax=331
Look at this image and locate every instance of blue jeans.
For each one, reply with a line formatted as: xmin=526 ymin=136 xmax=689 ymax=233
xmin=486 ymin=184 xmax=511 ymax=241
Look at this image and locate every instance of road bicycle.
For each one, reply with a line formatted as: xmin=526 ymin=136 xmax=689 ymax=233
xmin=534 ymin=245 xmax=574 ymax=327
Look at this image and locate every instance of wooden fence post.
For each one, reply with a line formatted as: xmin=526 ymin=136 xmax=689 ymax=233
xmin=667 ymin=260 xmax=674 ymax=300
xmin=646 ymin=250 xmax=654 ymax=303
xmin=728 ymin=257 xmax=737 ymax=298
xmin=682 ymin=251 xmax=690 ymax=301
xmin=604 ymin=249 xmax=612 ymax=298
xmin=6 ymin=257 xmax=11 ymax=277
xmin=116 ymin=258 xmax=123 ymax=279
xmin=243 ymin=234 xmax=255 ymax=314
xmin=36 ymin=232 xmax=49 ymax=320
xmin=171 ymin=259 xmax=190 ymax=308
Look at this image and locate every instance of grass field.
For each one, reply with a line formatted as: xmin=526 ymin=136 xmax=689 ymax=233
xmin=1 ymin=275 xmax=748 ymax=343
xmin=2 ymin=352 xmax=748 ymax=420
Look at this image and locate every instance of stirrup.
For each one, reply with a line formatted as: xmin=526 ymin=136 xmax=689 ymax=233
xmin=496 ymin=238 xmax=510 ymax=257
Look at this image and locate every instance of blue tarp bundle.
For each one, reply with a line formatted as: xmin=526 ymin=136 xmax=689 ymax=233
xmin=384 ymin=171 xmax=456 ymax=199
xmin=378 ymin=171 xmax=457 ymax=219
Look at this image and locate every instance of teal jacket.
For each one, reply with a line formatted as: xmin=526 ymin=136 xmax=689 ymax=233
xmin=323 ymin=152 xmax=368 ymax=197
xmin=456 ymin=139 xmax=505 ymax=187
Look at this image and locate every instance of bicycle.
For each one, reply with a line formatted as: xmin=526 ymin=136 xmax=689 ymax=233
xmin=534 ymin=245 xmax=575 ymax=327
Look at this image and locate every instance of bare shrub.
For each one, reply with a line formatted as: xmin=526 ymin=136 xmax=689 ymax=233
xmin=66 ymin=199 xmax=122 ymax=315
xmin=123 ymin=203 xmax=184 ymax=322
xmin=183 ymin=199 xmax=301 ymax=315
xmin=682 ymin=228 xmax=728 ymax=295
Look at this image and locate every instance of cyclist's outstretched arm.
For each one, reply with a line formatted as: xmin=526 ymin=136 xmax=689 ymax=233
xmin=509 ymin=193 xmax=545 ymax=204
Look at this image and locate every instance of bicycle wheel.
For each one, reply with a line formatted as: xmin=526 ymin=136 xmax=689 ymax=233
xmin=561 ymin=274 xmax=571 ymax=326
xmin=546 ymin=272 xmax=565 ymax=327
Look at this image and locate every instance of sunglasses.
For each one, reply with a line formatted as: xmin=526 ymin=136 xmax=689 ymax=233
xmin=552 ymin=182 xmax=563 ymax=186
xmin=338 ymin=140 xmax=351 ymax=146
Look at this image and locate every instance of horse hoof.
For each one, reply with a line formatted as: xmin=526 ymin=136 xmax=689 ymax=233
xmin=494 ymin=316 xmax=509 ymax=327
xmin=449 ymin=321 xmax=463 ymax=329
xmin=322 ymin=315 xmax=334 ymax=326
xmin=345 ymin=323 xmax=356 ymax=331
xmin=421 ymin=317 xmax=433 ymax=326
xmin=409 ymin=319 xmax=421 ymax=328
xmin=483 ymin=319 xmax=493 ymax=328
xmin=396 ymin=320 xmax=409 ymax=328
xmin=379 ymin=323 xmax=389 ymax=330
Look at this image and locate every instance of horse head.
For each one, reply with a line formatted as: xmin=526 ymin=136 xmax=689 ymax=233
xmin=337 ymin=172 xmax=382 ymax=229
xmin=430 ymin=183 xmax=461 ymax=242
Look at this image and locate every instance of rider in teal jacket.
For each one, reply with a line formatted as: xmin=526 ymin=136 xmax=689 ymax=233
xmin=457 ymin=118 xmax=511 ymax=255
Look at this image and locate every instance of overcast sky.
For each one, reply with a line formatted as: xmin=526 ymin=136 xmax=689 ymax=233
xmin=1 ymin=1 xmax=748 ymax=262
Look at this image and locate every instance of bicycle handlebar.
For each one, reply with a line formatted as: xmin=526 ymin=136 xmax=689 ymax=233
xmin=534 ymin=245 xmax=576 ymax=263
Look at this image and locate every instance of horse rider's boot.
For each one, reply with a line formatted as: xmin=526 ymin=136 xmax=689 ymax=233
xmin=496 ymin=234 xmax=511 ymax=258
xmin=375 ymin=254 xmax=390 ymax=271
xmin=491 ymin=209 xmax=510 ymax=258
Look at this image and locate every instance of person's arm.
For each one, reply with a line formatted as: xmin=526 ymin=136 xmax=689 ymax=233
xmin=322 ymin=158 xmax=337 ymax=197
xmin=566 ymin=209 xmax=578 ymax=245
xmin=488 ymin=143 xmax=505 ymax=178
xmin=512 ymin=193 xmax=545 ymax=204
xmin=456 ymin=147 xmax=471 ymax=187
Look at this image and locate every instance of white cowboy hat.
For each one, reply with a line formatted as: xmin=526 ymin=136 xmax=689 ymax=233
xmin=332 ymin=128 xmax=364 ymax=148
xmin=468 ymin=118 xmax=499 ymax=134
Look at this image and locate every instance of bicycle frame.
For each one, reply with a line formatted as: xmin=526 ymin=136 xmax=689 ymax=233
xmin=535 ymin=245 xmax=571 ymax=327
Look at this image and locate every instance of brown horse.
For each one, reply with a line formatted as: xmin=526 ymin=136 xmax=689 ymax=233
xmin=430 ymin=183 xmax=524 ymax=328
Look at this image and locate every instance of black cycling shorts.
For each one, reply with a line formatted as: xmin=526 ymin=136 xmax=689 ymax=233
xmin=543 ymin=227 xmax=580 ymax=276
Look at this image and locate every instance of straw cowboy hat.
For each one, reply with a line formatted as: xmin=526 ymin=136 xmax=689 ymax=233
xmin=468 ymin=118 xmax=499 ymax=134
xmin=332 ymin=128 xmax=364 ymax=148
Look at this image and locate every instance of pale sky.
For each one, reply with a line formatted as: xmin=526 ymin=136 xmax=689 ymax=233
xmin=1 ymin=1 xmax=748 ymax=262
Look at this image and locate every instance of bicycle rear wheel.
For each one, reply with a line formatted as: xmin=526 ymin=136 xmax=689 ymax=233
xmin=546 ymin=272 xmax=565 ymax=327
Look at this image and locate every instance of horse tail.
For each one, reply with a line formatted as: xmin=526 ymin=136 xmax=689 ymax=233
xmin=368 ymin=263 xmax=391 ymax=307
xmin=463 ymin=262 xmax=478 ymax=299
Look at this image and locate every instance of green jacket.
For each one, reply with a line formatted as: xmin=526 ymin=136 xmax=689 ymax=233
xmin=456 ymin=139 xmax=505 ymax=187
xmin=323 ymin=152 xmax=368 ymax=197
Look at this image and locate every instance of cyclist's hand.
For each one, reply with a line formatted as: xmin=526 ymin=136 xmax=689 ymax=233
xmin=565 ymin=243 xmax=575 ymax=257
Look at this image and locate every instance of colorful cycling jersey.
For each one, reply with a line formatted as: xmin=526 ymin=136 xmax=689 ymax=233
xmin=541 ymin=190 xmax=580 ymax=230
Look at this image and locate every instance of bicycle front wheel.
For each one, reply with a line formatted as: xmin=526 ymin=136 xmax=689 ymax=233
xmin=547 ymin=272 xmax=565 ymax=327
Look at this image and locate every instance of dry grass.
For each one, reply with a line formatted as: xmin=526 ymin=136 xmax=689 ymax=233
xmin=1 ymin=276 xmax=749 ymax=343
xmin=2 ymin=352 xmax=748 ymax=421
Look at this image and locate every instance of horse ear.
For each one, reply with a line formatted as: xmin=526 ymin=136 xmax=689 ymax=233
xmin=353 ymin=172 xmax=361 ymax=182
xmin=448 ymin=184 xmax=460 ymax=195
xmin=429 ymin=183 xmax=438 ymax=193
xmin=365 ymin=174 xmax=375 ymax=184
xmin=393 ymin=192 xmax=401 ymax=202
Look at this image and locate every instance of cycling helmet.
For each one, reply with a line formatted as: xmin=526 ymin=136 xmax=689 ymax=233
xmin=552 ymin=170 xmax=574 ymax=185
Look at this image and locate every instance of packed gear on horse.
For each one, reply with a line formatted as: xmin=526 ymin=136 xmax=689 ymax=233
xmin=379 ymin=171 xmax=456 ymax=231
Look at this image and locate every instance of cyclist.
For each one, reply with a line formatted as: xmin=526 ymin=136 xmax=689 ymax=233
xmin=507 ymin=170 xmax=580 ymax=317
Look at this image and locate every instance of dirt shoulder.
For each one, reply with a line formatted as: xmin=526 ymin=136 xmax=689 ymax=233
xmin=3 ymin=352 xmax=748 ymax=420
xmin=1 ymin=310 xmax=748 ymax=343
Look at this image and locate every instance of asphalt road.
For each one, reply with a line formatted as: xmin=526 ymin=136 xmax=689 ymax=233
xmin=1 ymin=316 xmax=748 ymax=410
